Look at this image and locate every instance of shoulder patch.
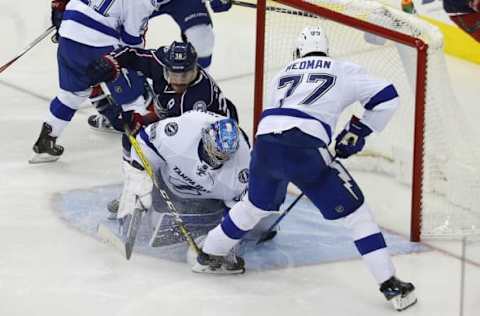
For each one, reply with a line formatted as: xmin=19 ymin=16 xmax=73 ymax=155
xmin=164 ymin=122 xmax=178 ymax=136
xmin=238 ymin=168 xmax=249 ymax=184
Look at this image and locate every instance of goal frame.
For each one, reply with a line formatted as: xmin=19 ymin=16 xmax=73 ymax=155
xmin=252 ymin=0 xmax=428 ymax=242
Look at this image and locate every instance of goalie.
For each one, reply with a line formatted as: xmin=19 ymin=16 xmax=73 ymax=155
xmin=109 ymin=110 xmax=251 ymax=247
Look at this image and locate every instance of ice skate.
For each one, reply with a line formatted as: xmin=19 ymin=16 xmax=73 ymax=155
xmin=87 ymin=114 xmax=118 ymax=133
xmin=192 ymin=251 xmax=245 ymax=274
xmin=380 ymin=276 xmax=417 ymax=311
xmin=29 ymin=122 xmax=64 ymax=164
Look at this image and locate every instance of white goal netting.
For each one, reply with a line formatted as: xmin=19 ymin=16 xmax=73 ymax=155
xmin=258 ymin=0 xmax=480 ymax=239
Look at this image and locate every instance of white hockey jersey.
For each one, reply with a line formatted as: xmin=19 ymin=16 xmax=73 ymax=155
xmin=257 ymin=55 xmax=399 ymax=145
xmin=133 ymin=111 xmax=250 ymax=207
xmin=60 ymin=0 xmax=165 ymax=48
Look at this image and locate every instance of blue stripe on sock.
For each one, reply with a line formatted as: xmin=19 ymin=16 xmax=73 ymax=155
xmin=221 ymin=213 xmax=248 ymax=240
xmin=50 ymin=97 xmax=76 ymax=121
xmin=354 ymin=232 xmax=387 ymax=256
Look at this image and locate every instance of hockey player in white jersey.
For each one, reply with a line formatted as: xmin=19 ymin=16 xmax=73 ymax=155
xmin=30 ymin=0 xmax=162 ymax=163
xmin=192 ymin=26 xmax=417 ymax=311
xmin=114 ymin=110 xmax=250 ymax=247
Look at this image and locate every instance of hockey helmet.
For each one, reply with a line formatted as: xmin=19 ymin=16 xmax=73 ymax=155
xmin=293 ymin=26 xmax=329 ymax=59
xmin=156 ymin=41 xmax=198 ymax=91
xmin=201 ymin=118 xmax=240 ymax=167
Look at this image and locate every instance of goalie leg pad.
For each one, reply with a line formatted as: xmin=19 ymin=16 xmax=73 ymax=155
xmin=117 ymin=160 xmax=152 ymax=219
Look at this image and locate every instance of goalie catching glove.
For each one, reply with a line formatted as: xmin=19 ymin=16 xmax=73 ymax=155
xmin=335 ymin=115 xmax=373 ymax=159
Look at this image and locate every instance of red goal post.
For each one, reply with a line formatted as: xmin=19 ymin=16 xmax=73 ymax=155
xmin=252 ymin=0 xmax=447 ymax=242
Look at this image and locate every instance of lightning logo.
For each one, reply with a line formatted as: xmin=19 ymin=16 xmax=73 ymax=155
xmin=331 ymin=161 xmax=359 ymax=200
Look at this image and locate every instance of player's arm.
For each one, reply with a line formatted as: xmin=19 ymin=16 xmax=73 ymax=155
xmin=121 ymin=0 xmax=157 ymax=48
xmin=131 ymin=123 xmax=167 ymax=172
xmin=87 ymin=47 xmax=158 ymax=85
xmin=335 ymin=64 xmax=399 ymax=158
xmin=205 ymin=77 xmax=238 ymax=119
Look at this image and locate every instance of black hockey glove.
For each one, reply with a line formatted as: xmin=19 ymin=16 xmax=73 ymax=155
xmin=210 ymin=0 xmax=232 ymax=12
xmin=87 ymin=55 xmax=121 ymax=86
xmin=334 ymin=115 xmax=373 ymax=159
xmin=51 ymin=0 xmax=69 ymax=43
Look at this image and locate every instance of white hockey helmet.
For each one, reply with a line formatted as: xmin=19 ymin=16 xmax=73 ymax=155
xmin=293 ymin=26 xmax=329 ymax=59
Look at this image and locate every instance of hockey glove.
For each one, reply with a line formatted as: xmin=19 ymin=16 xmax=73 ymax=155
xmin=129 ymin=112 xmax=159 ymax=136
xmin=87 ymin=55 xmax=121 ymax=86
xmin=210 ymin=0 xmax=232 ymax=12
xmin=334 ymin=115 xmax=373 ymax=159
xmin=51 ymin=0 xmax=69 ymax=42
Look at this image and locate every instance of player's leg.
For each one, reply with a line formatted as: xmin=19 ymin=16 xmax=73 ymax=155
xmin=30 ymin=37 xmax=113 ymax=163
xmin=88 ymin=70 xmax=148 ymax=132
xmin=193 ymin=136 xmax=288 ymax=273
xmin=296 ymin=157 xmax=416 ymax=311
xmin=165 ymin=0 xmax=215 ymax=70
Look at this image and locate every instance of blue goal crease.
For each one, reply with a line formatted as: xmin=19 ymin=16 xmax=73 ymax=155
xmin=52 ymin=184 xmax=430 ymax=271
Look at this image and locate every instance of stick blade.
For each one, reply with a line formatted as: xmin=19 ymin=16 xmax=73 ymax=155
xmin=97 ymin=223 xmax=128 ymax=258
xmin=256 ymin=230 xmax=278 ymax=245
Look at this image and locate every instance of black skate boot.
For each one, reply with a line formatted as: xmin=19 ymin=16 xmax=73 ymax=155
xmin=380 ymin=276 xmax=417 ymax=311
xmin=29 ymin=122 xmax=64 ymax=164
xmin=88 ymin=114 xmax=118 ymax=133
xmin=192 ymin=251 xmax=245 ymax=274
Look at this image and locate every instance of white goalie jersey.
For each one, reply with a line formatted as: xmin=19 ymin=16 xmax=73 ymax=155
xmin=133 ymin=110 xmax=250 ymax=208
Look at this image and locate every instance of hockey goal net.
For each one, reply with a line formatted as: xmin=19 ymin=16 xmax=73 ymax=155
xmin=253 ymin=0 xmax=480 ymax=241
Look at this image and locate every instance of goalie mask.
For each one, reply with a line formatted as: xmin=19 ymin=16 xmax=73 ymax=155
xmin=156 ymin=41 xmax=198 ymax=93
xmin=201 ymin=118 xmax=240 ymax=168
xmin=293 ymin=26 xmax=329 ymax=59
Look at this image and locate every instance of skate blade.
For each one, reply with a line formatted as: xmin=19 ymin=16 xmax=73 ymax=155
xmin=28 ymin=153 xmax=60 ymax=164
xmin=191 ymin=263 xmax=245 ymax=275
xmin=391 ymin=291 xmax=417 ymax=311
xmin=89 ymin=125 xmax=122 ymax=134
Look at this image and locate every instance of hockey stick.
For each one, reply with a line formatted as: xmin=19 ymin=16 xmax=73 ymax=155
xmin=231 ymin=0 xmax=317 ymax=18
xmin=0 ymin=25 xmax=55 ymax=74
xmin=125 ymin=125 xmax=202 ymax=255
xmin=256 ymin=193 xmax=304 ymax=244
xmin=97 ymin=196 xmax=145 ymax=260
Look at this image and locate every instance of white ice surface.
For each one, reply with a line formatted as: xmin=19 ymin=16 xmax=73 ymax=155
xmin=0 ymin=3 xmax=479 ymax=316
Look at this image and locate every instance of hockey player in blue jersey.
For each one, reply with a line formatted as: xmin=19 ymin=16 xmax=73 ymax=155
xmin=30 ymin=0 xmax=161 ymax=163
xmin=31 ymin=0 xmax=233 ymax=163
xmin=191 ymin=26 xmax=417 ymax=312
xmin=86 ymin=41 xmax=238 ymax=128
xmin=86 ymin=0 xmax=234 ymax=131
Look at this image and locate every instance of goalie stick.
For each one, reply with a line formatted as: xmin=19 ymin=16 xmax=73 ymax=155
xmin=96 ymin=82 xmax=201 ymax=255
xmin=97 ymin=197 xmax=146 ymax=260
xmin=98 ymin=82 xmax=202 ymax=255
xmin=0 ymin=25 xmax=55 ymax=74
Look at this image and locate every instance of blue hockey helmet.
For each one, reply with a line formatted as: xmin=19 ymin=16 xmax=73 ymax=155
xmin=201 ymin=118 xmax=240 ymax=167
